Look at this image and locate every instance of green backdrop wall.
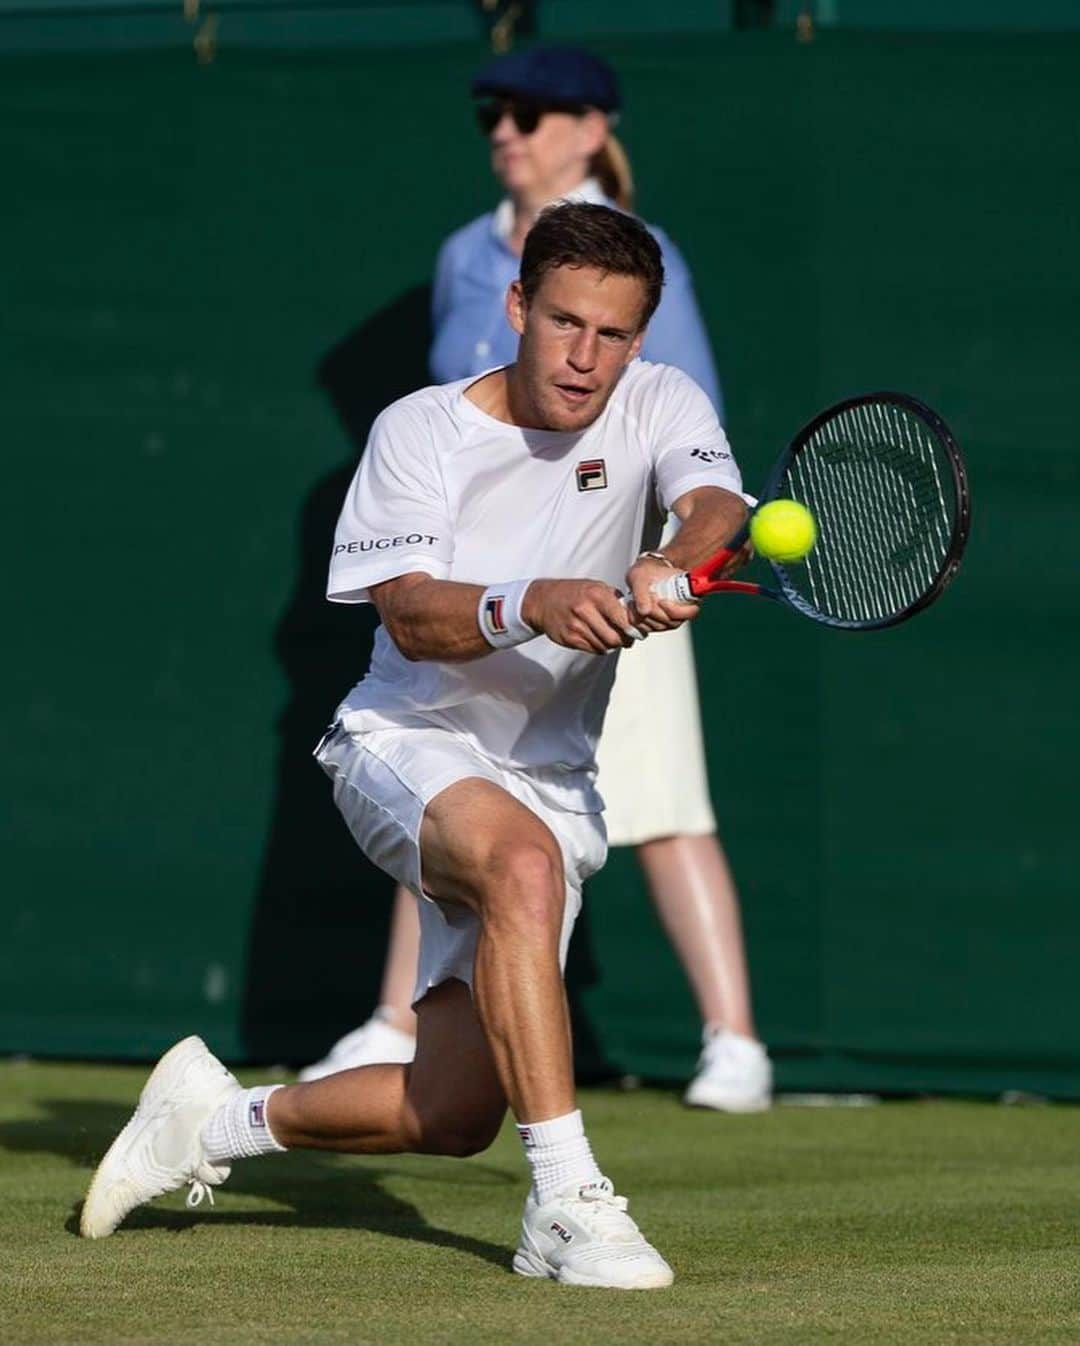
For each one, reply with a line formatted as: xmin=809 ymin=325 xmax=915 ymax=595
xmin=2 ymin=29 xmax=1076 ymax=1095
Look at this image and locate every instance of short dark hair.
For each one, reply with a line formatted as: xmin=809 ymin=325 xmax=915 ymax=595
xmin=519 ymin=202 xmax=664 ymax=328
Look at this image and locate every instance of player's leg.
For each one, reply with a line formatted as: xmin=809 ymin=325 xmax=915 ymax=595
xmin=270 ymin=976 xmax=504 ymax=1155
xmin=418 ymin=776 xmax=577 ymax=1123
xmin=297 ymin=885 xmax=420 ymax=1082
xmin=413 ymin=776 xmax=671 ymax=1288
xmin=82 ymin=730 xmax=670 ymax=1283
xmin=80 ymin=977 xmax=505 ymax=1239
xmin=80 ymin=771 xmax=565 ymax=1231
xmin=268 ymin=775 xmax=583 ymax=1143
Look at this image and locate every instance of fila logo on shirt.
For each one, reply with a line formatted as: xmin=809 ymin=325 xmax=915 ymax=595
xmin=690 ymin=446 xmax=731 ymax=464
xmin=483 ymin=594 xmax=508 ymax=636
xmin=576 ymin=459 xmax=607 ymax=491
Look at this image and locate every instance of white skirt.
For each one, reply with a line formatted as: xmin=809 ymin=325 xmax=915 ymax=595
xmin=595 ymin=622 xmax=717 ymax=847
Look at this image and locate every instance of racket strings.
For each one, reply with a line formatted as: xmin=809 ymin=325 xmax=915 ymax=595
xmin=781 ymin=400 xmax=957 ymax=625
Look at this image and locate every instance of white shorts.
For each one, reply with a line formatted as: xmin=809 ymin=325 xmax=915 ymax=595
xmin=315 ymin=723 xmax=607 ymax=1005
xmin=595 ymin=622 xmax=717 ymax=846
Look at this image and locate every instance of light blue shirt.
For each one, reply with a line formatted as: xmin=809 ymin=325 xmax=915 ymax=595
xmin=429 ymin=194 xmax=724 ymax=421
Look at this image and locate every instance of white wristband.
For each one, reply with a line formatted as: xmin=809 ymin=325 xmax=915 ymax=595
xmin=478 ymin=580 xmax=539 ymax=649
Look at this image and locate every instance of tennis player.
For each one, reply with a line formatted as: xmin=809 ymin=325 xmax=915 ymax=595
xmin=81 ymin=202 xmax=748 ymax=1289
xmin=301 ymin=43 xmax=771 ymax=1111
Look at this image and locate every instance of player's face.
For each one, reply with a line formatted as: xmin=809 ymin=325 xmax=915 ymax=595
xmin=507 ymin=264 xmax=648 ymax=432
xmin=487 ymin=105 xmax=607 ymax=199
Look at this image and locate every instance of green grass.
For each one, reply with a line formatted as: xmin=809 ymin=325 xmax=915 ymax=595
xmin=2 ymin=1061 xmax=1078 ymax=1345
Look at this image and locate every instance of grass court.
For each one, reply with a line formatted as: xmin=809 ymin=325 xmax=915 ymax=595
xmin=2 ymin=1059 xmax=1077 ymax=1345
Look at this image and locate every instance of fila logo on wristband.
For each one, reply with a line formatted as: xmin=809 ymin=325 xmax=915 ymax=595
xmin=249 ymin=1100 xmax=266 ymax=1127
xmin=479 ymin=579 xmax=537 ymax=649
xmin=483 ymin=595 xmax=508 ymax=635
xmin=576 ymin=459 xmax=607 ymax=491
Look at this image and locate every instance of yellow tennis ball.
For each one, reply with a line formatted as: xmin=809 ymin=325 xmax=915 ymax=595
xmin=750 ymin=500 xmax=817 ymax=563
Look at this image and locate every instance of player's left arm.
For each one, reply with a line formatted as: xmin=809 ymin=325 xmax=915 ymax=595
xmin=626 ymin=486 xmax=749 ymax=631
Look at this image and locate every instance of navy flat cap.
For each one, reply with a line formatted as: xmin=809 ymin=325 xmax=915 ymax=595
xmin=471 ymin=45 xmax=621 ymax=113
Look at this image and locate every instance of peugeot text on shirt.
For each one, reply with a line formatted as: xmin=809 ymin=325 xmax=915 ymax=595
xmin=334 ymin=534 xmax=441 ymax=556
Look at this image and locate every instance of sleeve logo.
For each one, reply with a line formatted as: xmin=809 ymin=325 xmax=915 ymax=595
xmin=689 ymin=447 xmax=731 ymax=464
xmin=333 ymin=532 xmax=439 ymax=556
xmin=576 ymin=459 xmax=608 ymax=491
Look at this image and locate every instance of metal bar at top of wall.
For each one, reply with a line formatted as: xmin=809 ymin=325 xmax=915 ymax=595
xmin=0 ymin=0 xmax=486 ymax=54
xmin=0 ymin=0 xmax=466 ymax=14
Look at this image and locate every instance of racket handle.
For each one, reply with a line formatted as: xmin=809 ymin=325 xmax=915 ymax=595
xmin=616 ymin=594 xmax=646 ymax=641
xmin=617 ymin=569 xmax=695 ymax=642
xmin=651 ymin=571 xmax=695 ymax=602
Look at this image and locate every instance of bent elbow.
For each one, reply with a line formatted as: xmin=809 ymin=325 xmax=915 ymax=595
xmin=393 ymin=629 xmax=425 ymax=662
xmin=381 ymin=614 xmax=422 ymax=662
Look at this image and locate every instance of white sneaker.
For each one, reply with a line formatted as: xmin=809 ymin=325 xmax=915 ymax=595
xmin=684 ymin=1028 xmax=773 ymax=1113
xmin=297 ymin=1013 xmax=416 ymax=1082
xmin=513 ymin=1177 xmax=674 ymax=1289
xmin=80 ymin=1035 xmax=239 ymax=1239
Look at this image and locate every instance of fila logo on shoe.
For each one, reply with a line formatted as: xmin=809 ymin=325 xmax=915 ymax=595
xmin=550 ymin=1220 xmax=574 ymax=1244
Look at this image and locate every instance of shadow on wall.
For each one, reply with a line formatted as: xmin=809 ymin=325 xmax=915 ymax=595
xmin=240 ymin=286 xmax=432 ymax=1062
xmin=241 ymin=284 xmax=613 ymax=1078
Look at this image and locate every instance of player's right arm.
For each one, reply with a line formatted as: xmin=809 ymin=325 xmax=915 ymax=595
xmin=370 ymin=573 xmax=636 ymax=661
xmin=331 ymin=398 xmax=636 ymax=660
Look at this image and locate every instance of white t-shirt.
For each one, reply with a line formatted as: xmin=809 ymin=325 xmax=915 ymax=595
xmin=327 ymin=359 xmax=744 ymax=812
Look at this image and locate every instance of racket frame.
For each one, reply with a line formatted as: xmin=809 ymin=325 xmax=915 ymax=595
xmin=660 ymin=391 xmax=971 ymax=631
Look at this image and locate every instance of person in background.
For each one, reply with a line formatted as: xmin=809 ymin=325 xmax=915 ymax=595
xmin=301 ymin=46 xmax=772 ymax=1112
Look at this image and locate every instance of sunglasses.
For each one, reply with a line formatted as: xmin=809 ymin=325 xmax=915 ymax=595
xmin=474 ymin=97 xmax=586 ymax=137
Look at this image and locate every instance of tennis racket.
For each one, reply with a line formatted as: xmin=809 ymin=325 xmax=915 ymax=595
xmin=645 ymin=391 xmax=970 ymax=632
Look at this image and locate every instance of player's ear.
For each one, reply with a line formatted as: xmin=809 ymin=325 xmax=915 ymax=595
xmin=506 ymin=280 xmax=527 ymax=336
xmin=625 ymin=326 xmax=647 ymax=364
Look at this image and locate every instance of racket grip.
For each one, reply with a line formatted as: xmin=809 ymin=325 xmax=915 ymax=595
xmin=616 ymin=594 xmax=646 ymax=641
xmin=652 ymin=571 xmax=695 ymax=602
xmin=617 ymin=569 xmax=695 ymax=642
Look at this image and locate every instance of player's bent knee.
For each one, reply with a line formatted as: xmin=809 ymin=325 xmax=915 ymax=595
xmin=489 ymin=841 xmax=563 ymax=899
xmin=432 ymin=1123 xmax=500 ymax=1159
xmin=413 ymin=1111 xmax=503 ymax=1158
xmin=482 ymin=842 xmax=564 ymax=929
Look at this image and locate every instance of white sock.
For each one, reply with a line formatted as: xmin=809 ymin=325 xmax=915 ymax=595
xmin=517 ymin=1109 xmax=602 ymax=1203
xmin=201 ymin=1085 xmax=287 ymax=1162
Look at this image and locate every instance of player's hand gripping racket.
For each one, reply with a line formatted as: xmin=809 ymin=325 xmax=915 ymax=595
xmin=642 ymin=391 xmax=970 ymax=632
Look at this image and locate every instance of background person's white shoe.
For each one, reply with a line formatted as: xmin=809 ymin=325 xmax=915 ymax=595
xmin=80 ymin=1035 xmax=238 ymax=1238
xmin=683 ymin=1028 xmax=773 ymax=1113
xmin=297 ymin=1012 xmax=416 ymax=1082
xmin=513 ymin=1177 xmax=674 ymax=1289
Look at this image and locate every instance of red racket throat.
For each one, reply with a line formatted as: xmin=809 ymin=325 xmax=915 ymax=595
xmin=684 ymin=544 xmax=753 ymax=596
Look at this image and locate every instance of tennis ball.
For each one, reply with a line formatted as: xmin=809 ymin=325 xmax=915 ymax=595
xmin=750 ymin=500 xmax=817 ymax=563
